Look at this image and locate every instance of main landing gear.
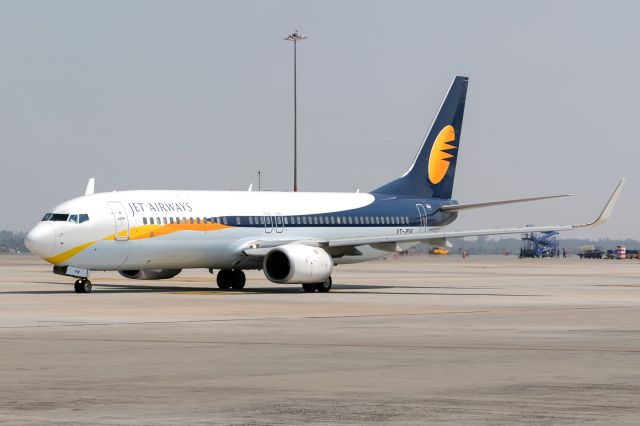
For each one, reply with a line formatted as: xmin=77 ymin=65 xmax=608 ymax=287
xmin=302 ymin=276 xmax=332 ymax=293
xmin=74 ymin=278 xmax=92 ymax=293
xmin=216 ymin=269 xmax=246 ymax=290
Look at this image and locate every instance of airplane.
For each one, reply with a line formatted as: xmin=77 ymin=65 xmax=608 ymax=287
xmin=24 ymin=76 xmax=625 ymax=294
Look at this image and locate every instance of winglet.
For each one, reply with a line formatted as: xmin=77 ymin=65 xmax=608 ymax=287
xmin=575 ymin=178 xmax=625 ymax=228
xmin=84 ymin=178 xmax=95 ymax=196
xmin=248 ymin=183 xmax=253 ymax=192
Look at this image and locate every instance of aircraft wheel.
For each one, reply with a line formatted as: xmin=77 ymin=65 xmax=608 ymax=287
xmin=76 ymin=279 xmax=92 ymax=293
xmin=216 ymin=269 xmax=232 ymax=289
xmin=302 ymin=283 xmax=317 ymax=292
xmin=230 ymin=270 xmax=246 ymax=290
xmin=316 ymin=277 xmax=332 ymax=293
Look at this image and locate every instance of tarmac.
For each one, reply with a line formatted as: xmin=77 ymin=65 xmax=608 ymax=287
xmin=0 ymin=254 xmax=639 ymax=425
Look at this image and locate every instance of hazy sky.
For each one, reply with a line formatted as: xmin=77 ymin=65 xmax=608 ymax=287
xmin=2 ymin=0 xmax=639 ymax=239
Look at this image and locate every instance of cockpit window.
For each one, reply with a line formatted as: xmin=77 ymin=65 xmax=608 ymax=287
xmin=50 ymin=213 xmax=69 ymax=221
xmin=41 ymin=213 xmax=52 ymax=221
xmin=79 ymin=214 xmax=89 ymax=223
xmin=68 ymin=215 xmax=78 ymax=224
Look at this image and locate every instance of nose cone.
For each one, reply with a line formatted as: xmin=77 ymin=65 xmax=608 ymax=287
xmin=25 ymin=222 xmax=56 ymax=259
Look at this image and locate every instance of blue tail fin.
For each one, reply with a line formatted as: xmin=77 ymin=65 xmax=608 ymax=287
xmin=374 ymin=76 xmax=468 ymax=199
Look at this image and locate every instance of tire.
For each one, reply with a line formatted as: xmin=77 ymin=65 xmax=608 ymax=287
xmin=230 ymin=270 xmax=246 ymax=290
xmin=302 ymin=283 xmax=317 ymax=292
xmin=81 ymin=280 xmax=92 ymax=293
xmin=316 ymin=277 xmax=332 ymax=293
xmin=74 ymin=280 xmax=82 ymax=293
xmin=216 ymin=270 xmax=232 ymax=289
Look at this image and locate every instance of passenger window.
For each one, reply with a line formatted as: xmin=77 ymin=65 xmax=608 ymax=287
xmin=143 ymin=217 xmax=148 ymax=225
xmin=312 ymin=217 xmax=317 ymax=225
xmin=302 ymin=217 xmax=307 ymax=224
xmin=68 ymin=215 xmax=78 ymax=224
xmin=236 ymin=217 xmax=240 ymax=225
xmin=249 ymin=217 xmax=253 ymax=225
xmin=183 ymin=217 xmax=187 ymax=224
xmin=163 ymin=217 xmax=168 ymax=225
xmin=169 ymin=217 xmax=174 ymax=224
xmin=348 ymin=217 xmax=353 ymax=225
xmin=330 ymin=217 xmax=335 ymax=224
xmin=150 ymin=217 xmax=154 ymax=225
xmin=196 ymin=217 xmax=201 ymax=224
xmin=284 ymin=217 xmax=288 ymax=225
xmin=79 ymin=214 xmax=89 ymax=223
xmin=223 ymin=217 xmax=227 ymax=225
xmin=189 ymin=217 xmax=194 ymax=224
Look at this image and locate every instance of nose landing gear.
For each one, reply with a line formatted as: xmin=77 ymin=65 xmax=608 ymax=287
xmin=74 ymin=279 xmax=92 ymax=293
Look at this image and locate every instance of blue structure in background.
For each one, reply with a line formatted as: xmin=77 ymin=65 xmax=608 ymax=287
xmin=520 ymin=231 xmax=559 ymax=258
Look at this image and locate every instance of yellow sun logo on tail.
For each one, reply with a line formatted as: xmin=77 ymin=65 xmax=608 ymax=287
xmin=428 ymin=125 xmax=457 ymax=184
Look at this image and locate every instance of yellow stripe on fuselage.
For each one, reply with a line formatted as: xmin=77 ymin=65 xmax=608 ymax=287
xmin=45 ymin=241 xmax=97 ymax=265
xmin=103 ymin=222 xmax=232 ymax=241
xmin=46 ymin=223 xmax=233 ymax=265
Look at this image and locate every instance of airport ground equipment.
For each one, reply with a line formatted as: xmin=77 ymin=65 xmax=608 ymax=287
xmin=520 ymin=231 xmax=559 ymax=258
xmin=578 ymin=245 xmax=604 ymax=259
xmin=605 ymin=246 xmax=640 ymax=259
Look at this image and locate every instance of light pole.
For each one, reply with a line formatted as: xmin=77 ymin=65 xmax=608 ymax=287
xmin=284 ymin=30 xmax=306 ymax=192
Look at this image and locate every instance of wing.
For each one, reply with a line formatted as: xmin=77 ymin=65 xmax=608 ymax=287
xmin=243 ymin=179 xmax=625 ymax=256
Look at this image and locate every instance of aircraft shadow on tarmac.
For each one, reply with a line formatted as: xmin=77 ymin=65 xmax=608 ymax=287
xmin=4 ymin=282 xmax=540 ymax=297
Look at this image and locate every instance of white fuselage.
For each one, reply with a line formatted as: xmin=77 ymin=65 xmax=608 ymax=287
xmin=25 ymin=190 xmax=432 ymax=271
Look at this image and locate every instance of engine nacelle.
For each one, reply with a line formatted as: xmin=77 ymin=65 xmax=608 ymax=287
xmin=118 ymin=269 xmax=182 ymax=280
xmin=263 ymin=245 xmax=332 ymax=284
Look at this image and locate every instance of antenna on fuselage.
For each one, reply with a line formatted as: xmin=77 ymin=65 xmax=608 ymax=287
xmin=84 ymin=178 xmax=95 ymax=196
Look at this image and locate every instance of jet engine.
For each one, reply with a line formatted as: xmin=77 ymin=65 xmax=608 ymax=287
xmin=118 ymin=269 xmax=182 ymax=280
xmin=263 ymin=245 xmax=332 ymax=284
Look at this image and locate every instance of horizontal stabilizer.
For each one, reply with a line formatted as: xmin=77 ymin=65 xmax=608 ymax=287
xmin=440 ymin=194 xmax=573 ymax=212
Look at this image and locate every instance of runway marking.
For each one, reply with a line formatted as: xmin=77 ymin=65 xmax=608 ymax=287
xmin=0 ymin=306 xmax=634 ymax=329
xmin=0 ymin=335 xmax=639 ymax=354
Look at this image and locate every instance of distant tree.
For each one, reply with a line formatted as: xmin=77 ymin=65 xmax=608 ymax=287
xmin=0 ymin=231 xmax=28 ymax=254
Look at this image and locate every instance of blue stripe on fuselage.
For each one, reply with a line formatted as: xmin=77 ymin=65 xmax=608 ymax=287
xmin=202 ymin=194 xmax=458 ymax=228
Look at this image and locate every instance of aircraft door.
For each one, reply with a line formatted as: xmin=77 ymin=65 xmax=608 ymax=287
xmin=416 ymin=204 xmax=427 ymax=232
xmin=274 ymin=214 xmax=284 ymax=233
xmin=108 ymin=201 xmax=130 ymax=241
xmin=264 ymin=214 xmax=273 ymax=233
